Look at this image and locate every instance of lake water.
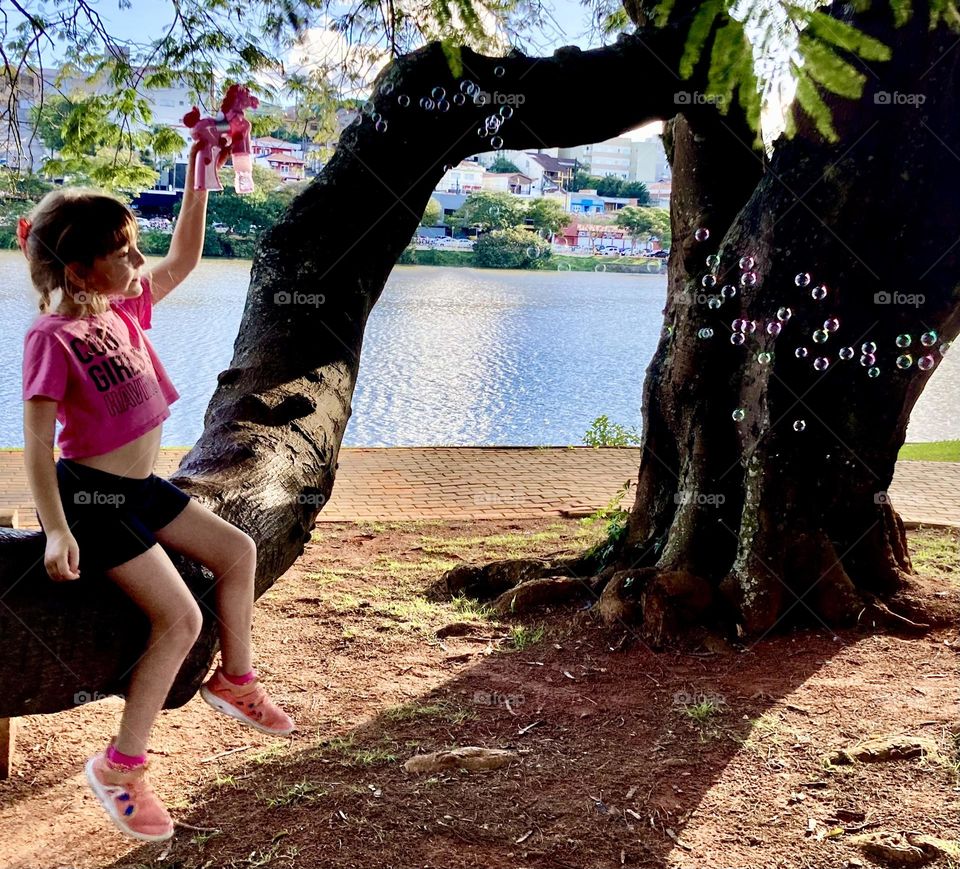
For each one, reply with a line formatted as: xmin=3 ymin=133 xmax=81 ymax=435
xmin=2 ymin=252 xmax=957 ymax=447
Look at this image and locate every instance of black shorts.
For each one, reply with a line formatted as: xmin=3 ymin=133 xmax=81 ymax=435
xmin=38 ymin=458 xmax=192 ymax=575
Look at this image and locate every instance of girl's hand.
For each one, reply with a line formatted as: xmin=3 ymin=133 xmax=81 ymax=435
xmin=44 ymin=529 xmax=81 ymax=581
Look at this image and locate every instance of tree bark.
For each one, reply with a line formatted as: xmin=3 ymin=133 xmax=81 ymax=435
xmin=0 ymin=15 xmax=704 ymax=716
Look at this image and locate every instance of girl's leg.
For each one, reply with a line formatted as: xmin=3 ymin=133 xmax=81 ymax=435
xmin=152 ymin=499 xmax=257 ymax=675
xmin=104 ymin=544 xmax=204 ymax=757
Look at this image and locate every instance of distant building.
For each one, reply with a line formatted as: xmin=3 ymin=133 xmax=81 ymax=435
xmin=565 ymin=189 xmax=639 ymax=214
xmin=481 ymin=171 xmax=533 ymax=196
xmin=437 ymin=160 xmax=485 ymax=194
xmin=556 ymin=221 xmax=631 ymax=251
xmin=257 ymin=150 xmax=305 ymax=182
xmin=559 ymin=134 xmax=671 ymax=186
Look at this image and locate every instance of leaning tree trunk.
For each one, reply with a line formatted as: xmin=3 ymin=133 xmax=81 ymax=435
xmin=1 ymin=0 xmax=958 ymax=718
xmin=0 ymin=9 xmax=704 ymax=716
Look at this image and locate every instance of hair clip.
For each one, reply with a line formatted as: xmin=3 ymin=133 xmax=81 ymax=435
xmin=16 ymin=217 xmax=31 ymax=253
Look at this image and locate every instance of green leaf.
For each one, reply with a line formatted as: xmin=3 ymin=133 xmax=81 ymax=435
xmin=798 ymin=33 xmax=867 ymax=99
xmin=793 ymin=63 xmax=840 ymax=144
xmin=679 ymin=0 xmax=722 ymax=80
xmin=805 ymin=11 xmax=892 ymax=62
xmin=440 ymin=39 xmax=463 ymax=79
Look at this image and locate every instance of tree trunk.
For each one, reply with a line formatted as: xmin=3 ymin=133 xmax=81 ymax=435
xmin=0 ymin=15 xmax=702 ymax=716
xmin=618 ymin=1 xmax=960 ymax=643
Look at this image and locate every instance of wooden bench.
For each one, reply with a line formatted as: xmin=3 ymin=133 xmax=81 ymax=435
xmin=0 ymin=507 xmax=18 ymax=779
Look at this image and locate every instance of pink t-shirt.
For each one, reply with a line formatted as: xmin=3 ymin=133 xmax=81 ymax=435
xmin=21 ymin=275 xmax=180 ymax=459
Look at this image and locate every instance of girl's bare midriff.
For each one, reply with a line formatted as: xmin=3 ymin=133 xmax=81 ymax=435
xmin=67 ymin=424 xmax=162 ymax=479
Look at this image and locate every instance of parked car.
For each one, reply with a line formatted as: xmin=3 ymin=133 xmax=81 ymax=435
xmin=650 ymin=249 xmax=670 ymax=258
xmin=212 ymin=222 xmax=229 ymax=234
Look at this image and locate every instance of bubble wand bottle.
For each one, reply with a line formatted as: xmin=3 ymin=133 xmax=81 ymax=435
xmin=183 ymin=84 xmax=260 ymax=194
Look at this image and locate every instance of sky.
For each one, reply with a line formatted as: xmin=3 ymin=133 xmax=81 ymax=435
xmin=94 ymin=0 xmax=664 ymax=141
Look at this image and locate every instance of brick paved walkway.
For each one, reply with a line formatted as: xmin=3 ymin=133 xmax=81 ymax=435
xmin=1 ymin=448 xmax=957 ymax=529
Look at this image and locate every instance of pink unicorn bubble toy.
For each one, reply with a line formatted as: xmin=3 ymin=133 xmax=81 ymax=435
xmin=183 ymin=84 xmax=260 ymax=194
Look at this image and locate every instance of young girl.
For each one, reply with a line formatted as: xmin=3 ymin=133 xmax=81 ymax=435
xmin=20 ymin=140 xmax=295 ymax=843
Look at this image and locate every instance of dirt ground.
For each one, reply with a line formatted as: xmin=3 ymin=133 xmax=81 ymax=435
xmin=0 ymin=518 xmax=958 ymax=869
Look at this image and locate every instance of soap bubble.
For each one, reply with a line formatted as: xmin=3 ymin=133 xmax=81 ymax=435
xmin=420 ymin=97 xmax=434 ymax=110
xmin=453 ymin=93 xmax=466 ymax=106
xmin=525 ymin=246 xmax=540 ymax=258
xmin=811 ymin=285 xmax=828 ymax=300
xmin=776 ymin=306 xmax=793 ymax=322
xmin=499 ymin=105 xmax=514 ymax=119
xmin=839 ymin=346 xmax=855 ymax=360
xmin=362 ymin=99 xmax=375 ymax=113
xmin=860 ymin=353 xmax=876 ymax=366
xmin=486 ymin=114 xmax=501 ymax=129
xmin=813 ymin=329 xmax=829 ymax=344
xmin=745 ymin=320 xmax=757 ymax=334
xmin=594 ymin=263 xmax=607 ymax=272
xmin=694 ymin=228 xmax=710 ymax=241
xmin=868 ymin=366 xmax=880 ymax=378
xmin=698 ymin=327 xmax=714 ymax=338
xmin=739 ymin=256 xmax=755 ymax=270
xmin=557 ymin=262 xmax=571 ymax=272
xmin=494 ymin=65 xmax=506 ymax=77
xmin=895 ymin=333 xmax=912 ymax=348
xmin=740 ymin=271 xmax=757 ymax=287
xmin=477 ymin=127 xmax=487 ymax=137
xmin=767 ymin=322 xmax=782 ymax=337
xmin=702 ymin=274 xmax=717 ymax=288
xmin=795 ymin=346 xmax=809 ymax=358
xmin=708 ymin=297 xmax=722 ymax=310
xmin=706 ymin=254 xmax=720 ymax=269
xmin=381 ymin=81 xmax=395 ymax=95
xmin=374 ymin=119 xmax=388 ymax=133
xmin=793 ymin=419 xmax=807 ymax=432
xmin=813 ymin=356 xmax=830 ymax=371
xmin=757 ymin=351 xmax=772 ymax=364
xmin=861 ymin=341 xmax=877 ymax=354
xmin=896 ymin=354 xmax=913 ymax=369
xmin=732 ymin=319 xmax=746 ymax=332
xmin=490 ymin=136 xmax=504 ymax=149
xmin=721 ymin=285 xmax=736 ymax=299
xmin=730 ymin=333 xmax=746 ymax=345
xmin=794 ymin=272 xmax=811 ymax=287
xmin=824 ymin=317 xmax=840 ymax=332
xmin=436 ymin=99 xmax=450 ymax=112
xmin=920 ymin=330 xmax=937 ymax=347
xmin=431 ymin=86 xmax=446 ymax=100
xmin=732 ymin=408 xmax=746 ymax=422
xmin=459 ymin=80 xmax=475 ymax=94
xmin=918 ymin=354 xmax=936 ymax=371
xmin=371 ymin=111 xmax=381 ymax=123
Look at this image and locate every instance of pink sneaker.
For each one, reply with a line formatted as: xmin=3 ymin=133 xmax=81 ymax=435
xmin=200 ymin=667 xmax=296 ymax=735
xmin=84 ymin=744 xmax=175 ymax=842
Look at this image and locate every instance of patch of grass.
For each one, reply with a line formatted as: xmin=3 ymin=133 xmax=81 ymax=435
xmin=899 ymin=440 xmax=960 ymax=462
xmin=450 ymin=594 xmax=495 ymax=620
xmin=383 ymin=699 xmax=474 ymax=725
xmin=371 ymin=595 xmax=447 ymax=630
xmin=318 ymin=734 xmax=398 ymax=766
xmin=681 ymin=700 xmax=722 ymax=723
xmin=354 ymin=519 xmax=442 ymax=533
xmin=909 ymin=528 xmax=959 ymax=579
xmin=263 ymin=779 xmax=328 ymax=808
xmin=248 ymin=742 xmax=291 ymax=766
xmin=190 ymin=829 xmax=222 ymax=847
xmin=508 ymin=623 xmax=545 ymax=650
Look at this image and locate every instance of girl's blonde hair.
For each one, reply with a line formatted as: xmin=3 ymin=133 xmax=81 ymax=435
xmin=21 ymin=187 xmax=138 ymax=316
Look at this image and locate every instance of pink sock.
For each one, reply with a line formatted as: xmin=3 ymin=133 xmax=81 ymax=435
xmin=106 ymin=743 xmax=146 ymax=768
xmin=222 ymin=667 xmax=256 ymax=685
